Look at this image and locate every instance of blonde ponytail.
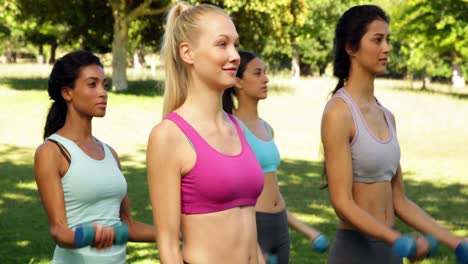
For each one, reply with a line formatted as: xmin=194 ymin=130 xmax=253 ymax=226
xmin=160 ymin=1 xmax=228 ymax=117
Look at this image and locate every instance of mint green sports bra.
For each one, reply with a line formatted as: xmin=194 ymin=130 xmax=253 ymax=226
xmin=237 ymin=119 xmax=281 ymax=173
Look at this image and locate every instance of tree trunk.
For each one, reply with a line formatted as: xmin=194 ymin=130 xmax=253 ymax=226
xmin=421 ymin=68 xmax=427 ymax=91
xmin=112 ymin=14 xmax=129 ymax=91
xmin=291 ymin=43 xmax=300 ymax=80
xmin=49 ymin=39 xmax=57 ymax=64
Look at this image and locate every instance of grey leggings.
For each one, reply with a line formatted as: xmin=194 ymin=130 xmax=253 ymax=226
xmin=328 ymin=229 xmax=403 ymax=264
xmin=256 ymin=210 xmax=290 ymax=264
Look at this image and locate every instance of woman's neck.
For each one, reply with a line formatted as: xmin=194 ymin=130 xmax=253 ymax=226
xmin=59 ymin=112 xmax=94 ymax=142
xmin=345 ymin=65 xmax=376 ymax=104
xmin=182 ymin=84 xmax=226 ymax=122
xmin=235 ymin=95 xmax=260 ymax=122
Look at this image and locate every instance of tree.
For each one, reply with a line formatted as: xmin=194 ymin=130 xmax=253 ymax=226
xmin=391 ymin=0 xmax=468 ymax=84
xmin=0 ymin=1 xmax=22 ymax=62
xmin=108 ymin=0 xmax=171 ymax=91
xmin=16 ymin=0 xmax=113 ymax=63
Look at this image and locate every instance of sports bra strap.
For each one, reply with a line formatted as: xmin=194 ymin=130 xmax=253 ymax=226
xmin=48 ymin=139 xmax=71 ymax=164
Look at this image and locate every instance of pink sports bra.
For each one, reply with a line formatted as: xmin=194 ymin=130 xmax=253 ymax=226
xmin=165 ymin=112 xmax=264 ymax=214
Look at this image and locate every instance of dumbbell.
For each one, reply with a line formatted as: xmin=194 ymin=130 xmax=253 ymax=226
xmin=312 ymin=233 xmax=329 ymax=253
xmin=74 ymin=222 xmax=129 ymax=248
xmin=455 ymin=241 xmax=468 ymax=264
xmin=392 ymin=234 xmax=438 ymax=259
xmin=265 ymin=253 xmax=278 ymax=264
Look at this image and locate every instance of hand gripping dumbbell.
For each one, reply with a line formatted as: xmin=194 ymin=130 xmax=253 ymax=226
xmin=74 ymin=222 xmax=129 ymax=248
xmin=312 ymin=233 xmax=329 ymax=253
xmin=455 ymin=241 xmax=468 ymax=264
xmin=392 ymin=234 xmax=438 ymax=259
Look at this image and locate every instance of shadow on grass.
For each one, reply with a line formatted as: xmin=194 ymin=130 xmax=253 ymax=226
xmin=387 ymin=85 xmax=468 ymax=100
xmin=0 ymin=77 xmax=295 ymax=97
xmin=0 ymin=146 xmax=466 ymax=263
xmin=0 ymin=77 xmax=48 ymax=90
xmin=0 ymin=77 xmax=164 ymax=97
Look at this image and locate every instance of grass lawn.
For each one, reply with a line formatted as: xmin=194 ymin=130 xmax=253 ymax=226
xmin=0 ymin=65 xmax=466 ymax=263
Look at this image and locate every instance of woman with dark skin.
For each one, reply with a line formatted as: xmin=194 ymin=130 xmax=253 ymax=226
xmin=34 ymin=50 xmax=155 ymax=263
xmin=321 ymin=5 xmax=466 ymax=264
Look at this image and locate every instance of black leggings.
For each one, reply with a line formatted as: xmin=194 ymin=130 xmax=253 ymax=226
xmin=256 ymin=210 xmax=290 ymax=264
xmin=328 ymin=229 xmax=403 ymax=264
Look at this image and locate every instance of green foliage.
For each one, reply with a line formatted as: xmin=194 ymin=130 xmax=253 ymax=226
xmin=390 ymin=0 xmax=468 ymax=79
xmin=1 ymin=0 xmax=467 ymax=81
xmin=186 ymin=0 xmax=309 ymax=53
xmin=16 ymin=0 xmax=113 ymax=53
xmin=128 ymin=0 xmax=172 ymax=53
xmin=0 ymin=1 xmax=22 ymax=54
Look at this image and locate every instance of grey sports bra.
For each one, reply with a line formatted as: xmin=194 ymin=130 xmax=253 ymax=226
xmin=333 ymin=88 xmax=401 ymax=183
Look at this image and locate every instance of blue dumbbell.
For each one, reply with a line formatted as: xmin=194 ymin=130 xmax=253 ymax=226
xmin=455 ymin=241 xmax=468 ymax=264
xmin=265 ymin=253 xmax=278 ymax=264
xmin=425 ymin=234 xmax=438 ymax=257
xmin=74 ymin=223 xmax=129 ymax=248
xmin=113 ymin=222 xmax=130 ymax=245
xmin=392 ymin=234 xmax=438 ymax=259
xmin=312 ymin=234 xmax=329 ymax=253
xmin=393 ymin=234 xmax=417 ymax=259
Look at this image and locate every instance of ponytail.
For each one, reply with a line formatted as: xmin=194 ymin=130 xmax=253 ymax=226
xmin=161 ymin=2 xmax=192 ymax=117
xmin=43 ymin=101 xmax=67 ymax=139
xmin=222 ymin=88 xmax=236 ymax=114
xmin=332 ymin=77 xmax=345 ymax=95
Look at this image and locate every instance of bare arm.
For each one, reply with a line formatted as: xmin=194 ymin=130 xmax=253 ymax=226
xmin=265 ymin=120 xmax=323 ymax=241
xmin=34 ymin=142 xmax=113 ymax=249
xmin=34 ymin=142 xmax=76 ymax=248
xmin=108 ymin=147 xmax=156 ymax=242
xmin=120 ymin=195 xmax=157 ymax=242
xmin=392 ymin=166 xmax=463 ymax=250
xmin=147 ymin=121 xmax=184 ymax=263
xmin=321 ymin=100 xmax=400 ymax=244
xmin=287 ymin=210 xmax=321 ymax=241
xmin=387 ymin=113 xmax=464 ymax=250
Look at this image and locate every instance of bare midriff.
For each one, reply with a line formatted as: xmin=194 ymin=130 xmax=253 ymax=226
xmin=182 ymin=206 xmax=259 ymax=264
xmin=339 ymin=181 xmax=395 ymax=230
xmin=255 ymin=171 xmax=286 ymax=213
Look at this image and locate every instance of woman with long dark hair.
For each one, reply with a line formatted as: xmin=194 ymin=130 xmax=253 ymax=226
xmin=321 ymin=5 xmax=466 ymax=264
xmin=223 ymin=50 xmax=328 ymax=263
xmin=34 ymin=50 xmax=155 ymax=263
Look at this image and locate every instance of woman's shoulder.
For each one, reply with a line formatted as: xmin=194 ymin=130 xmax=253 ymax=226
xmin=322 ymin=96 xmax=353 ymax=122
xmin=34 ymin=139 xmax=64 ymax=170
xmin=148 ymin=119 xmax=186 ymax=148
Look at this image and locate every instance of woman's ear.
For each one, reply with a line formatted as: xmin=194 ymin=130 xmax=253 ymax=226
xmin=180 ymin=42 xmax=194 ymax=64
xmin=345 ymin=44 xmax=357 ymax=57
xmin=61 ymin=87 xmax=72 ymax=102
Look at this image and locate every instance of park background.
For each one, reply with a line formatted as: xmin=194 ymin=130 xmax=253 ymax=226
xmin=0 ymin=0 xmax=467 ymax=263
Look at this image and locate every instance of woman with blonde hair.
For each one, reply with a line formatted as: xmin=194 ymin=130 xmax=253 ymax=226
xmin=147 ymin=2 xmax=265 ymax=263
